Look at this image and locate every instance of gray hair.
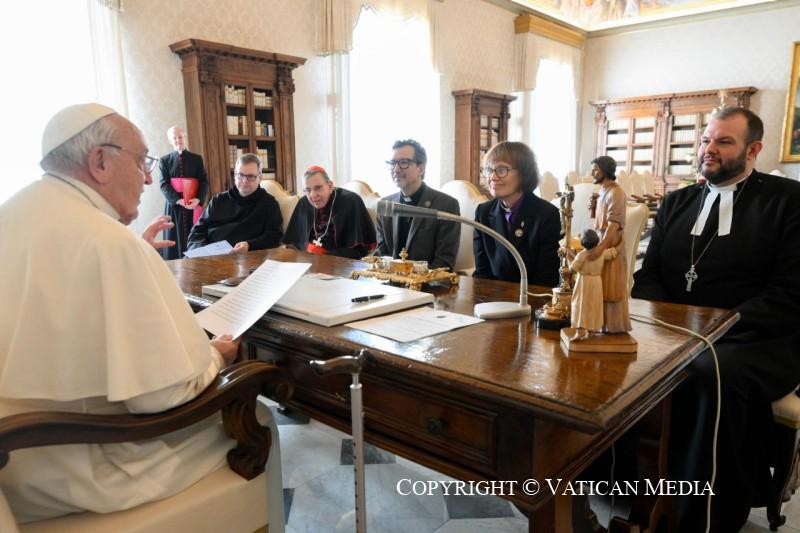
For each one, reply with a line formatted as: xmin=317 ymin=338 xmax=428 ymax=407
xmin=40 ymin=115 xmax=120 ymax=174
xmin=236 ymin=153 xmax=262 ymax=171
xmin=166 ymin=125 xmax=184 ymax=139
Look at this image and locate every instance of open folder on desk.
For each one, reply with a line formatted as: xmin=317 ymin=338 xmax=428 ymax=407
xmin=203 ymin=275 xmax=434 ymax=327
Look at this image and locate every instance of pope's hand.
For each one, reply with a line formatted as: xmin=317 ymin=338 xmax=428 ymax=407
xmin=210 ymin=334 xmax=240 ymax=366
xmin=141 ymin=215 xmax=175 ymax=250
xmin=231 ymin=241 xmax=250 ymax=254
xmin=187 ymin=198 xmax=200 ymax=209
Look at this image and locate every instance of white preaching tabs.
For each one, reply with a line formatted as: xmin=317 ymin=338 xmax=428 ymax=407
xmin=184 ymin=241 xmax=233 ymax=258
xmin=196 ymin=260 xmax=310 ymax=338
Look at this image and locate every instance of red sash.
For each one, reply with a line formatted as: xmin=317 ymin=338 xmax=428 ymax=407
xmin=170 ymin=177 xmax=203 ymax=225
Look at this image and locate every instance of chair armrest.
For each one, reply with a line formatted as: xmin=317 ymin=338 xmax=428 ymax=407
xmin=0 ymin=360 xmax=290 ymax=480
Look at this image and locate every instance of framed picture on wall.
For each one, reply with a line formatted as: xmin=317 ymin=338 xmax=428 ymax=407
xmin=781 ymin=41 xmax=800 ymax=163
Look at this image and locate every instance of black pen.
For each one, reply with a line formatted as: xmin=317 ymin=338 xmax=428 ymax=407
xmin=351 ymin=294 xmax=386 ymax=303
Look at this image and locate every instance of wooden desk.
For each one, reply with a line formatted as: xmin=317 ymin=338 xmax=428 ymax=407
xmin=168 ymin=248 xmax=738 ymax=532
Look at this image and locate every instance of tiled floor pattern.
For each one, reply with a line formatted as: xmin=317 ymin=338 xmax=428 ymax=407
xmin=267 ymin=401 xmax=800 ymax=532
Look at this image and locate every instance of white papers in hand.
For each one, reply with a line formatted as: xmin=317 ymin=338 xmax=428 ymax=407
xmin=184 ymin=241 xmax=233 ymax=258
xmin=345 ymin=308 xmax=483 ymax=342
xmin=196 ymin=260 xmax=310 ymax=338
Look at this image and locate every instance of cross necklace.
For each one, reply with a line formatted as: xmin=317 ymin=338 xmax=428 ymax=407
xmin=685 ymin=176 xmax=750 ymax=292
xmin=312 ymin=188 xmax=337 ymax=247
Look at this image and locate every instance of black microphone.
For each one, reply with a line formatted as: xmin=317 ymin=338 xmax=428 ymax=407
xmin=376 ymin=200 xmax=438 ymax=219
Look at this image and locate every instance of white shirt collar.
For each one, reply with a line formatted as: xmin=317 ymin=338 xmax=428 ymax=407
xmin=690 ymin=170 xmax=753 ymax=237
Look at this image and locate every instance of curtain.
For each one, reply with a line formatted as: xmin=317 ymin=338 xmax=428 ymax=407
xmin=512 ymin=31 xmax=582 ymax=93
xmin=88 ymin=0 xmax=129 ymax=116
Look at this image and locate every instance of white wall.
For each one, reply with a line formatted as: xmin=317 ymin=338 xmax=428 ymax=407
xmin=120 ymin=0 xmax=330 ymax=232
xmin=579 ymin=2 xmax=800 ymax=178
xmin=437 ymin=0 xmax=517 ymax=182
xmin=119 ymin=0 xmax=519 ymax=230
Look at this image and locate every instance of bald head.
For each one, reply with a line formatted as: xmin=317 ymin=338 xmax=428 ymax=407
xmin=167 ymin=126 xmax=186 ymax=152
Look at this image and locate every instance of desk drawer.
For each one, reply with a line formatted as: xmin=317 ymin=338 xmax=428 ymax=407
xmin=363 ymin=375 xmax=497 ymax=473
xmin=249 ymin=339 xmax=499 ymax=474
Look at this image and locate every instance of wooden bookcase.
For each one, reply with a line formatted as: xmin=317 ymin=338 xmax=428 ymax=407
xmin=591 ymin=87 xmax=756 ymax=194
xmin=453 ymin=89 xmax=517 ymax=186
xmin=170 ymin=39 xmax=306 ymax=195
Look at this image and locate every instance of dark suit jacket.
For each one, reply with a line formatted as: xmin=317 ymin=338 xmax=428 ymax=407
xmin=375 ymin=185 xmax=460 ymax=270
xmin=472 ymin=192 xmax=560 ymax=286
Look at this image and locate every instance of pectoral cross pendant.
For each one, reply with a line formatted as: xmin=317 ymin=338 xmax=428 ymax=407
xmin=312 ymin=238 xmax=323 ymax=247
xmin=685 ymin=265 xmax=698 ymax=292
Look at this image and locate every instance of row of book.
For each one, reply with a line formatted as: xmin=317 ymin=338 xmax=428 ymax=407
xmin=480 ymin=130 xmax=499 ymax=149
xmin=227 ymin=115 xmax=249 ymax=136
xmin=671 ymin=129 xmax=696 ymax=143
xmin=479 ymin=115 xmax=501 ymax=129
xmin=225 ymin=85 xmax=246 ymax=105
xmin=253 ymin=90 xmax=273 ymax=107
xmin=254 ymin=121 xmax=274 ymax=137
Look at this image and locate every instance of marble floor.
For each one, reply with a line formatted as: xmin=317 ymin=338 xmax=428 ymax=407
xmin=265 ymin=399 xmax=800 ymax=533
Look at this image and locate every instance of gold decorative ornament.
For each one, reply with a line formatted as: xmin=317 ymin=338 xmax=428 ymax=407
xmin=352 ymin=248 xmax=459 ymax=291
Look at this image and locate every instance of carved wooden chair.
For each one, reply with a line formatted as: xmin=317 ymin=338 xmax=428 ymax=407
xmin=261 ymin=179 xmax=299 ymax=233
xmin=0 ymin=360 xmax=288 ymax=533
xmin=441 ymin=179 xmax=489 ymax=275
xmin=766 ymin=389 xmax=800 ymax=530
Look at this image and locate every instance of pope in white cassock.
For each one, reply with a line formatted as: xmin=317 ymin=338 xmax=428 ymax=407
xmin=0 ymin=104 xmax=268 ymax=523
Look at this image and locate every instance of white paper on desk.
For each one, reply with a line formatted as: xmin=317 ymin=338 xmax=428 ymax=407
xmin=184 ymin=241 xmax=233 ymax=258
xmin=196 ymin=260 xmax=310 ymax=337
xmin=345 ymin=307 xmax=483 ymax=342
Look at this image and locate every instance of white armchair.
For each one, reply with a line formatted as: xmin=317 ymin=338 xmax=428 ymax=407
xmin=340 ymin=180 xmax=381 ymax=228
xmin=440 ymin=179 xmax=489 ymax=275
xmin=536 ymin=172 xmax=559 ymax=202
xmin=261 ymin=179 xmax=299 ymax=233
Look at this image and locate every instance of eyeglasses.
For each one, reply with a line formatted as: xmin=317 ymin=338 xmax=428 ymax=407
xmin=386 ymin=158 xmax=418 ymax=170
xmin=481 ymin=166 xmax=515 ymax=178
xmin=100 ymin=144 xmax=158 ymax=173
xmin=235 ymin=172 xmax=261 ymax=182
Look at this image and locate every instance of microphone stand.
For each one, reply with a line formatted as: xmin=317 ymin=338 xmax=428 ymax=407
xmin=377 ymin=201 xmax=531 ymax=319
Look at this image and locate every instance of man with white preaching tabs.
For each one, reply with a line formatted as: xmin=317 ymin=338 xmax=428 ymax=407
xmin=375 ymin=139 xmax=460 ymax=270
xmin=0 ymin=103 xmax=244 ymax=523
xmin=283 ymin=165 xmax=376 ymax=259
xmin=633 ymin=107 xmax=800 ymax=531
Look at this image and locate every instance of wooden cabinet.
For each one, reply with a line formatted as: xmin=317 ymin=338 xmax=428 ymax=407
xmin=170 ymin=39 xmax=305 ymax=195
xmin=591 ymin=87 xmax=756 ymax=194
xmin=453 ymin=90 xmax=516 ymax=186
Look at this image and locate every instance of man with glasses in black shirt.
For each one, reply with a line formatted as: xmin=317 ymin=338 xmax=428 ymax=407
xmin=188 ymin=153 xmax=282 ymax=253
xmin=375 ymin=138 xmax=460 ymax=270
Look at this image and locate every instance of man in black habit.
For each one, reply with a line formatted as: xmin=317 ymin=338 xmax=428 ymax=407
xmin=632 ymin=107 xmax=800 ymax=531
xmin=283 ymin=165 xmax=376 ymax=259
xmin=187 ymin=153 xmax=282 ymax=253
xmin=159 ymin=126 xmax=208 ymax=259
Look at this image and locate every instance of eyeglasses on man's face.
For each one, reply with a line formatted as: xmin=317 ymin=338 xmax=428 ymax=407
xmin=386 ymin=158 xmax=418 ymax=170
xmin=236 ymin=172 xmax=261 ymax=182
xmin=101 ymin=144 xmax=158 ymax=174
xmin=481 ymin=166 xmax=514 ymax=179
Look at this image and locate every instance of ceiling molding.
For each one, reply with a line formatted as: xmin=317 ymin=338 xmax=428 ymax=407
xmin=514 ymin=13 xmax=587 ymax=48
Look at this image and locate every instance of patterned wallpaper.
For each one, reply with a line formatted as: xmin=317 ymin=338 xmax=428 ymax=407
xmin=119 ymin=0 xmax=519 ymax=229
xmin=438 ymin=0 xmax=518 ymax=182
xmin=579 ymin=3 xmax=800 ymax=177
xmin=119 ymin=0 xmax=330 ymax=232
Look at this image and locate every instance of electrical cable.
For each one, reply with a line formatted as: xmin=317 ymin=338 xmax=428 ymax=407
xmin=630 ymin=313 xmax=720 ymax=533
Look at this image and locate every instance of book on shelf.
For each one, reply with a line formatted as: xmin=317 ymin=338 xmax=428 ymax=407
xmin=256 ymin=148 xmax=270 ymax=167
xmin=228 ymin=146 xmax=246 ymax=169
xmin=224 ymin=85 xmax=246 ymax=105
xmin=253 ymin=90 xmax=273 ymax=108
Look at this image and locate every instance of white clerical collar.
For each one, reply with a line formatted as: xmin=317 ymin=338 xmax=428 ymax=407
xmin=690 ymin=170 xmax=752 ymax=237
xmin=45 ymin=172 xmax=121 ymax=221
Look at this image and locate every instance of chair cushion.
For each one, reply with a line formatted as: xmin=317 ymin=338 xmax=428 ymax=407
xmin=773 ymin=390 xmax=800 ymax=429
xmin=21 ymin=467 xmax=269 ymax=533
